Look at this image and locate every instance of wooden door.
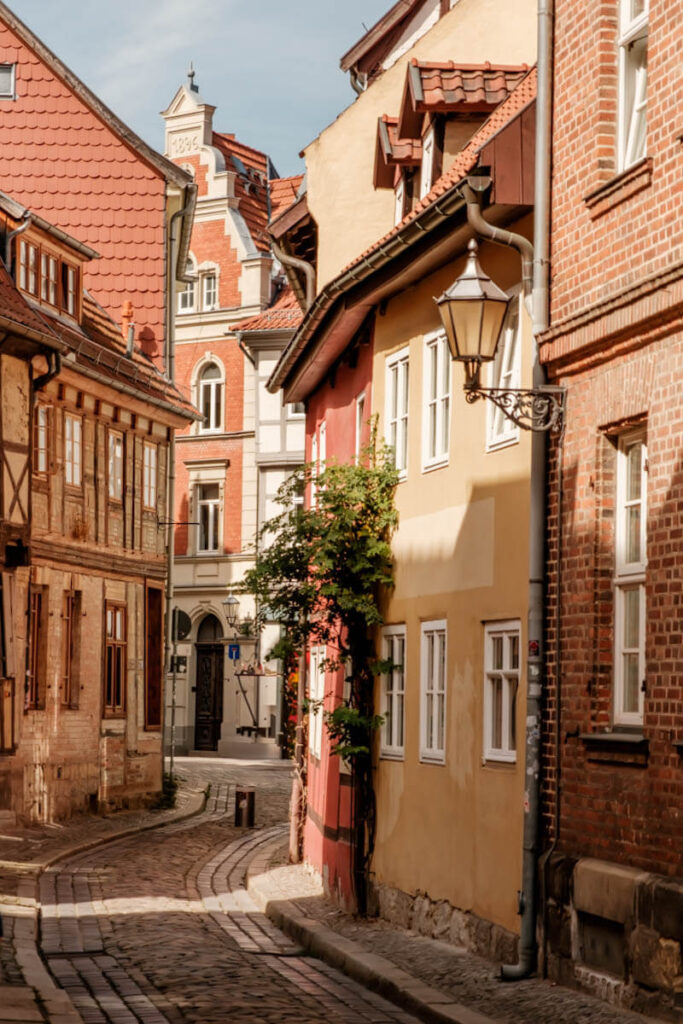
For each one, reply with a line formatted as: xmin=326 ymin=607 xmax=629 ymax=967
xmin=194 ymin=644 xmax=223 ymax=750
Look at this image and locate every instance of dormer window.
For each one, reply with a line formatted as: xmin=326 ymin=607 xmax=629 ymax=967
xmin=16 ymin=239 xmax=79 ymax=317
xmin=0 ymin=64 xmax=15 ymax=100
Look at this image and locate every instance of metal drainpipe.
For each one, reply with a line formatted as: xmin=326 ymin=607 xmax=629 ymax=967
xmin=4 ymin=212 xmax=32 ymax=269
xmin=499 ymin=0 xmax=555 ymax=982
xmin=33 ymin=352 xmax=62 ymax=391
xmin=163 ymin=197 xmax=193 ymax=775
xmin=270 ymin=239 xmax=316 ymax=310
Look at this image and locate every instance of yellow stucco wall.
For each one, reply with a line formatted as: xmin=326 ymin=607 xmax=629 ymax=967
xmin=371 ymin=226 xmax=533 ymax=933
xmin=304 ymin=0 xmax=537 ymax=289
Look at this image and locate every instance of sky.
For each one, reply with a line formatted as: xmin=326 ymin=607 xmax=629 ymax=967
xmin=12 ymin=0 xmax=392 ymax=177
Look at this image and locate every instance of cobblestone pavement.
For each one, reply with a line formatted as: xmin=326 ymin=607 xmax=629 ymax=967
xmin=35 ymin=758 xmax=422 ymax=1024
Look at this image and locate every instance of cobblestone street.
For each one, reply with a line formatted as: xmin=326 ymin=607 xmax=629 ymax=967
xmin=31 ymin=758 xmax=421 ymax=1024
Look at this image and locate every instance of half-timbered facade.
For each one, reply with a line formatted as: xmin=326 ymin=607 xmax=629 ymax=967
xmin=0 ymin=192 xmax=195 ymax=822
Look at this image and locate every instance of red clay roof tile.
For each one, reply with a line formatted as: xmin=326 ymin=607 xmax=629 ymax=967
xmin=269 ymin=175 xmax=304 ymax=221
xmin=233 ymin=285 xmax=303 ymax=333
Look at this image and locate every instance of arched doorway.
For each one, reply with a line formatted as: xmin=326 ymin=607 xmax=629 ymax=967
xmin=194 ymin=614 xmax=224 ymax=751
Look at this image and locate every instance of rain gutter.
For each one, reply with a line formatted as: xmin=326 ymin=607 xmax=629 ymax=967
xmin=268 ymin=179 xmax=469 ymax=396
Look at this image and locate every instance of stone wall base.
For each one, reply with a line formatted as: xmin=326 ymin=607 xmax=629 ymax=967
xmin=369 ymin=882 xmax=519 ymax=965
xmin=542 ymin=853 xmax=683 ymax=1021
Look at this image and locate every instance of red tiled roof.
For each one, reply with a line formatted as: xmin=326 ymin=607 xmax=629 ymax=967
xmin=399 ymin=61 xmax=529 ymax=138
xmin=351 ymin=66 xmax=537 ymax=272
xmin=212 ymin=133 xmax=270 ymax=252
xmin=0 ymin=14 xmax=190 ymax=351
xmin=233 ymin=286 xmax=303 ymax=333
xmin=0 ymin=259 xmax=60 ymax=341
xmin=374 ymin=115 xmax=421 ymax=189
xmin=269 ymin=175 xmax=304 ymax=221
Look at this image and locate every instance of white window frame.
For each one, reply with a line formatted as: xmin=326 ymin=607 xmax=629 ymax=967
xmin=143 ymin=443 xmax=158 ymax=510
xmin=618 ymin=0 xmax=648 ymax=171
xmin=64 ymin=415 xmax=82 ymax=488
xmin=420 ymin=619 xmax=447 ymax=764
xmin=483 ymin=620 xmax=520 ymax=763
xmin=380 ymin=625 xmax=406 ymax=759
xmin=319 ymin=421 xmax=326 ymax=477
xmin=308 ymin=645 xmax=326 ymax=760
xmin=196 ymin=482 xmax=221 ymax=554
xmin=394 ymin=176 xmax=406 ymax=226
xmin=310 ymin=431 xmax=318 ymax=507
xmin=0 ymin=63 xmax=16 ymax=100
xmin=202 ymin=272 xmax=217 ymax=311
xmin=354 ymin=391 xmax=366 ymax=463
xmin=422 ymin=330 xmax=450 ymax=471
xmin=419 ymin=124 xmax=435 ymax=200
xmin=487 ymin=290 xmax=522 ymax=452
xmin=108 ymin=431 xmax=123 ymax=500
xmin=385 ymin=347 xmax=410 ymax=480
xmin=35 ymin=405 xmax=50 ymax=475
xmin=614 ymin=429 xmax=647 ymax=725
xmin=178 ymin=259 xmax=196 ymax=313
xmin=198 ymin=362 xmax=224 ymax=434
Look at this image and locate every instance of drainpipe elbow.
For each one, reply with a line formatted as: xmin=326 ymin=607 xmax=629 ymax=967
xmin=500 ymin=949 xmax=536 ymax=981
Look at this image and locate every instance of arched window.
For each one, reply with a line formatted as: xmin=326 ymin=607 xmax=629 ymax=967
xmin=199 ymin=362 xmax=223 ymax=433
xmin=178 ymin=260 xmax=196 ymax=312
xmin=197 ymin=614 xmax=223 ymax=643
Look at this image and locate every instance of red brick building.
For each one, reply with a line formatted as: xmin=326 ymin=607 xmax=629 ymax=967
xmin=539 ymin=0 xmax=683 ymax=1012
xmin=162 ymin=77 xmax=304 ymax=756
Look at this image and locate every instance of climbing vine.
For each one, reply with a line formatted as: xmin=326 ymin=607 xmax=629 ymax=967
xmin=240 ymin=427 xmax=398 ymax=912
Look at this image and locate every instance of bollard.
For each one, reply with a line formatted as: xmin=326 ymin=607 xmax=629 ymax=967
xmin=234 ymin=787 xmax=255 ymax=827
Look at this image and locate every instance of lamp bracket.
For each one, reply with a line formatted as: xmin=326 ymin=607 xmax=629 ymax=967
xmin=464 ymin=383 xmax=566 ymax=433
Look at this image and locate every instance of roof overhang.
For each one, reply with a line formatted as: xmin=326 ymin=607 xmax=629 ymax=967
xmin=340 ymin=0 xmax=424 ymax=74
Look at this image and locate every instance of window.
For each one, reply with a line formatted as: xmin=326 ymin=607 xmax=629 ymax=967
xmin=27 ymin=587 xmax=47 ymax=710
xmin=484 ymin=621 xmax=519 ymax=762
xmin=288 ymin=402 xmax=305 ymax=417
xmin=310 ymin=431 xmax=319 ymax=506
xmin=199 ymin=362 xmax=223 ymax=433
xmin=422 ymin=331 xmax=450 ymax=469
xmin=419 ymin=125 xmax=435 ymax=199
xmin=308 ymin=645 xmax=326 ymax=759
xmin=108 ymin=432 xmax=123 ymax=500
xmin=19 ymin=241 xmax=38 ymax=296
xmin=33 ymin=405 xmax=52 ymax=476
xmin=40 ymin=253 xmax=58 ymax=306
xmin=202 ymin=273 xmax=217 ymax=310
xmin=197 ymin=483 xmax=220 ymax=552
xmin=178 ymin=261 xmax=196 ymax=312
xmin=61 ymin=591 xmax=80 ymax=709
xmin=420 ymin=619 xmax=446 ymax=763
xmin=487 ymin=292 xmax=522 ymax=450
xmin=394 ymin=176 xmax=406 ymax=226
xmin=618 ymin=0 xmax=648 ymax=171
xmin=104 ymin=603 xmax=126 ymax=715
xmin=355 ymin=392 xmax=366 ymax=463
xmin=143 ymin=444 xmax=157 ymax=509
xmin=64 ymin=415 xmax=82 ymax=488
xmin=614 ymin=430 xmax=647 ymax=725
xmin=62 ymin=263 xmax=77 ymax=316
xmin=319 ymin=421 xmax=326 ymax=476
xmin=386 ymin=347 xmax=409 ymax=477
xmin=381 ymin=626 xmax=405 ymax=758
xmin=0 ymin=63 xmax=16 ymax=100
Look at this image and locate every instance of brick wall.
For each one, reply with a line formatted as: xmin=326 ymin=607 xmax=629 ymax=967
xmin=540 ymin=0 xmax=683 ymax=878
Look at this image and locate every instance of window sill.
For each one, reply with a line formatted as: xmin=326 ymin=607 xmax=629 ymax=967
xmin=486 ymin=434 xmax=520 ymax=455
xmin=421 ymin=458 xmax=448 ymax=475
xmin=583 ymin=157 xmax=652 ymax=220
xmin=379 ymin=750 xmax=404 ymax=762
xmin=580 ymin=730 xmax=648 ymax=766
xmin=419 ymin=753 xmax=445 ymax=766
xmin=482 ymin=753 xmax=517 ymax=766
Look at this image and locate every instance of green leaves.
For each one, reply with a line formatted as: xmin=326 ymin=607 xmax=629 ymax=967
xmin=239 ymin=423 xmax=398 ymax=767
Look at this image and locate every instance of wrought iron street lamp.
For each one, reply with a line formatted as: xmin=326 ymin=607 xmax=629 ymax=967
xmin=222 ymin=592 xmax=240 ymax=630
xmin=435 ymin=238 xmax=565 ymax=433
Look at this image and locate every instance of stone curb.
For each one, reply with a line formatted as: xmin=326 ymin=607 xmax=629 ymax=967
xmin=0 ymin=783 xmax=208 ymax=1024
xmin=246 ymin=853 xmax=500 ymax=1024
